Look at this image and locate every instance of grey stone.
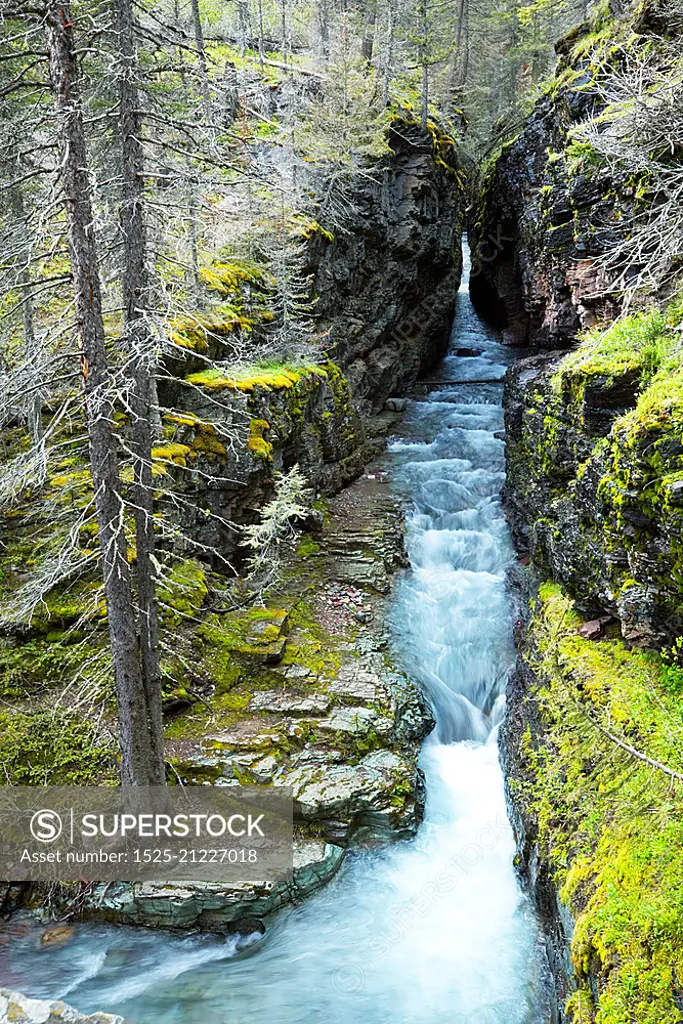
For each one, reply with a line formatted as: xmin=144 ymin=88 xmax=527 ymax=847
xmin=87 ymin=840 xmax=344 ymax=932
xmin=249 ymin=691 xmax=331 ymax=714
xmin=0 ymin=990 xmax=123 ymax=1024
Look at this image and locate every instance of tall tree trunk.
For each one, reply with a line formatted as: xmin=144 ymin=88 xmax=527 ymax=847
xmin=382 ymin=3 xmax=395 ymax=108
xmin=361 ymin=1 xmax=377 ymax=62
xmin=45 ymin=1 xmax=157 ymax=787
xmin=237 ymin=0 xmax=251 ymax=56
xmin=257 ymin=0 xmax=266 ymax=69
xmin=317 ymin=0 xmax=329 ymax=56
xmin=280 ymin=0 xmax=288 ymax=66
xmin=419 ymin=0 xmax=429 ymax=130
xmin=8 ymin=180 xmax=42 ymax=446
xmin=116 ymin=0 xmax=166 ymax=787
xmin=443 ymin=0 xmax=465 ymax=106
xmin=187 ymin=185 xmax=202 ymax=304
xmin=452 ymin=0 xmax=469 ymax=104
xmin=190 ymin=0 xmax=212 ymax=123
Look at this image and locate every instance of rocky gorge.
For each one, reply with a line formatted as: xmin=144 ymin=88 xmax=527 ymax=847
xmin=2 ymin=5 xmax=683 ymax=1022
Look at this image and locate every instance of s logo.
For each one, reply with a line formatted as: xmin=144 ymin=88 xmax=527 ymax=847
xmin=30 ymin=809 xmax=63 ymax=844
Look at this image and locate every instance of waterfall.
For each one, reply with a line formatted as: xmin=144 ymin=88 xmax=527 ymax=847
xmin=1 ymin=245 xmax=548 ymax=1023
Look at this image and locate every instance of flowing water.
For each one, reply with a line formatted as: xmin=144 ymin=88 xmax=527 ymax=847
xmin=0 ymin=245 xmax=548 ymax=1022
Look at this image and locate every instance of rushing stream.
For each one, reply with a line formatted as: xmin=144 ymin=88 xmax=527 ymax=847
xmin=0 ymin=246 xmax=548 ymax=1022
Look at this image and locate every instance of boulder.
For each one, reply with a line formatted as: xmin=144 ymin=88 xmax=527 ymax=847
xmin=0 ymin=991 xmax=123 ymax=1024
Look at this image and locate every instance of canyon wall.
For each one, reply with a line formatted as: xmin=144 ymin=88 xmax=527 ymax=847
xmin=310 ymin=120 xmax=465 ymax=412
xmin=469 ymin=16 xmax=642 ymax=347
xmin=475 ymin=9 xmax=683 ymax=1023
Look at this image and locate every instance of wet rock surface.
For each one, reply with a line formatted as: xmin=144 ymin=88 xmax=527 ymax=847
xmin=469 ymin=24 xmax=637 ymax=349
xmin=504 ymin=351 xmax=683 ymax=646
xmin=90 ymin=841 xmax=345 ymax=932
xmin=0 ymin=990 xmax=123 ymax=1024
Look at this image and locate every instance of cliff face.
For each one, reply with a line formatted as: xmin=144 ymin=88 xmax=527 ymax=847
xmin=469 ymin=20 xmax=639 ymax=348
xmin=477 ymin=11 xmax=683 ymax=1023
xmin=501 ymin=577 xmax=683 ymax=1024
xmin=504 ymin=304 xmax=683 ymax=649
xmin=159 ymin=119 xmax=465 ymax=564
xmin=310 ymin=121 xmax=465 ymax=411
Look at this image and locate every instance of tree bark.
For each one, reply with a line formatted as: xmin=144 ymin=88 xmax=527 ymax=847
xmin=257 ymin=0 xmax=266 ymax=69
xmin=116 ymin=0 xmax=166 ymax=787
xmin=237 ymin=0 xmax=251 ymax=56
xmin=280 ymin=0 xmax=289 ymax=67
xmin=361 ymin=2 xmax=377 ymax=62
xmin=8 ymin=179 xmax=42 ymax=446
xmin=382 ymin=3 xmax=395 ymax=108
xmin=45 ymin=1 xmax=155 ymax=786
xmin=317 ymin=0 xmax=329 ymax=56
xmin=190 ymin=0 xmax=212 ymax=122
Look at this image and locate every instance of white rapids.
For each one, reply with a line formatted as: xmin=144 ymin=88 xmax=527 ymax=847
xmin=0 ymin=244 xmax=548 ymax=1023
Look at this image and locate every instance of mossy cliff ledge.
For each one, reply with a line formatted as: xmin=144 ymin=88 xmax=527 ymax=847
xmin=495 ymin=183 xmax=683 ymax=1020
xmin=309 ymin=119 xmax=465 ymax=413
xmin=164 ymin=360 xmax=371 ymax=564
xmin=504 ymin=302 xmax=683 ymax=647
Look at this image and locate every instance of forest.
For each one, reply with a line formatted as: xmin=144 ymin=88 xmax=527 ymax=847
xmin=0 ymin=0 xmax=682 ymax=1021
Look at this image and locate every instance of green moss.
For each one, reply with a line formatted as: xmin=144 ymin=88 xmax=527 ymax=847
xmin=151 ymin=441 xmax=193 ymax=473
xmin=169 ymin=310 xmax=255 ymax=353
xmin=0 ymin=633 xmax=92 ymax=698
xmin=198 ymin=260 xmax=263 ymax=297
xmin=198 ymin=606 xmax=289 ymax=693
xmin=510 ymin=297 xmax=683 ymax=628
xmin=523 ymin=583 xmax=683 ymax=1023
xmin=557 ymin=306 xmax=680 ymax=387
xmin=296 ymin=534 xmax=321 ymax=558
xmin=158 ymin=559 xmax=208 ymax=626
xmin=164 ymin=413 xmax=227 ymax=459
xmin=292 ymin=218 xmax=334 ymax=243
xmin=0 ymin=709 xmax=114 ymax=784
xmin=248 ymin=419 xmax=273 ymax=461
xmin=186 ymin=362 xmax=326 ymax=393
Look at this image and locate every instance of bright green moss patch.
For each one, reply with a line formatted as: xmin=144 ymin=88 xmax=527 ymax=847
xmin=164 ymin=413 xmax=228 ymax=459
xmin=158 ymin=559 xmax=208 ymax=627
xmin=296 ymin=534 xmax=321 ymax=558
xmin=0 ymin=709 xmax=114 ymax=784
xmin=524 ymin=583 xmax=683 ymax=1023
xmin=151 ymin=441 xmax=194 ymax=477
xmin=186 ymin=362 xmax=326 ymax=393
xmin=558 ymin=307 xmax=677 ymax=386
xmin=198 ymin=260 xmax=263 ymax=296
xmin=248 ymin=419 xmax=273 ymax=461
xmin=169 ymin=309 xmax=254 ymax=353
xmin=198 ymin=606 xmax=290 ymax=693
xmin=292 ymin=218 xmax=334 ymax=243
xmin=0 ymin=634 xmax=91 ymax=698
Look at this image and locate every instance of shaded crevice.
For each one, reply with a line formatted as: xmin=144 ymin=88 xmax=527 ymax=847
xmin=468 ymin=215 xmax=530 ymax=344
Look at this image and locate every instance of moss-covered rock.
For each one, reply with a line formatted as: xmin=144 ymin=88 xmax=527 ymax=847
xmin=504 ymin=302 xmax=683 ymax=645
xmin=0 ymin=709 xmax=115 ymax=785
xmin=503 ymin=578 xmax=683 ymax=1024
